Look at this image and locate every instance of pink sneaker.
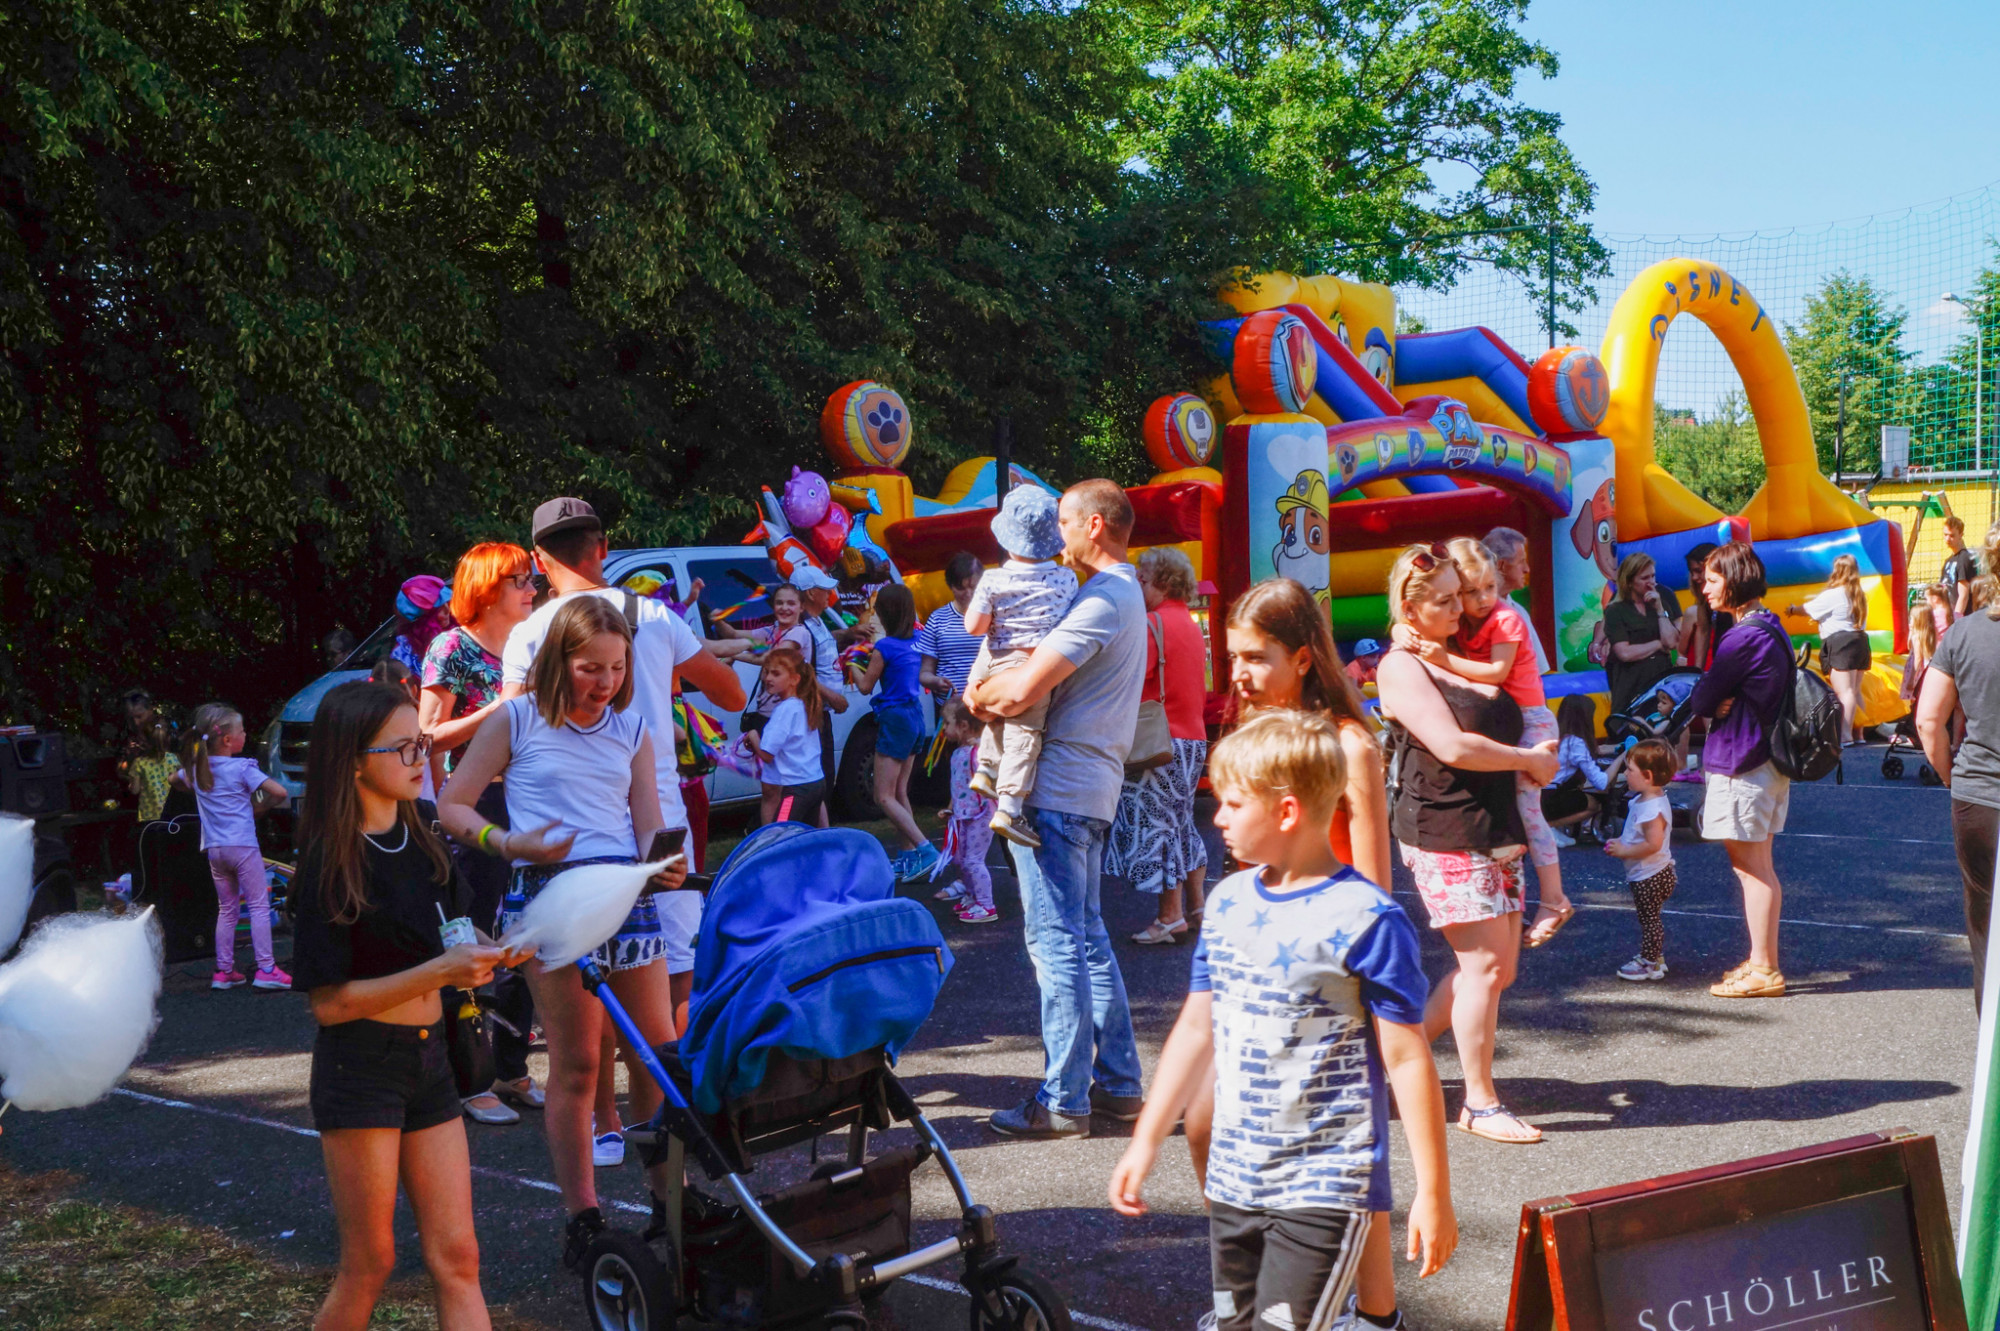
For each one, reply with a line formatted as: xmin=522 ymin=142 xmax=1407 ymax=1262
xmin=211 ymin=970 xmax=246 ymax=990
xmin=956 ymin=904 xmax=999 ymax=924
xmin=252 ymin=966 xmax=293 ymax=991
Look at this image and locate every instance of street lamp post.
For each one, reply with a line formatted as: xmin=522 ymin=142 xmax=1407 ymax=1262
xmin=1944 ymin=291 xmax=1990 ymax=479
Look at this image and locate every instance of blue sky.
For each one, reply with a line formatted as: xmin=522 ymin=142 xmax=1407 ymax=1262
xmin=1518 ymin=0 xmax=2000 ymax=235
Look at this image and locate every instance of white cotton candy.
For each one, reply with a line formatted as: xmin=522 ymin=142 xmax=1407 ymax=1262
xmin=0 ymin=908 xmax=163 ymax=1111
xmin=500 ymin=861 xmax=670 ymax=969
xmin=0 ymin=814 xmax=35 ymax=957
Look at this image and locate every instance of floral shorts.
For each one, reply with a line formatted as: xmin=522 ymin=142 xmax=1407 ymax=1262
xmin=1399 ymin=842 xmax=1525 ymax=928
xmin=501 ymin=856 xmax=666 ymax=972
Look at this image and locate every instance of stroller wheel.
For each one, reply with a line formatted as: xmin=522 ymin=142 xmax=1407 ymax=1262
xmin=968 ymin=1267 xmax=1073 ymax=1331
xmin=1882 ymin=755 xmax=1905 ymax=779
xmin=1920 ymin=764 xmax=1944 ymax=787
xmin=582 ymin=1230 xmax=676 ymax=1331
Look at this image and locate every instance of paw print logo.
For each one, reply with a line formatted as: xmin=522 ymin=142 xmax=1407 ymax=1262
xmin=867 ymin=402 xmax=904 ymax=446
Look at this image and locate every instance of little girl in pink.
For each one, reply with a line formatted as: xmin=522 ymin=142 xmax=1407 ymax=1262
xmin=935 ymin=701 xmax=997 ymax=924
xmin=1393 ymin=538 xmax=1575 ymax=946
xmin=177 ymin=702 xmax=293 ymax=989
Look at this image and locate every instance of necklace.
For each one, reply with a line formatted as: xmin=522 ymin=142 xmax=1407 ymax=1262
xmin=363 ymin=821 xmax=409 ymax=854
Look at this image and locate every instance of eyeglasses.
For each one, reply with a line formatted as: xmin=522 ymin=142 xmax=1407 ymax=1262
xmin=1407 ymin=541 xmax=1453 ymax=572
xmin=504 ymin=573 xmax=535 ymax=590
xmin=364 ymin=736 xmax=434 ymax=767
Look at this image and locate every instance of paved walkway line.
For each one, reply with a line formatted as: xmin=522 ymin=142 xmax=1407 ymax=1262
xmin=107 ymin=1086 xmax=1145 ymax=1329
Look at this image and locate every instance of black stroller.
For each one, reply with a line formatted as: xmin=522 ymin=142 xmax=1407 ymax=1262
xmin=575 ymin=823 xmax=1071 ymax=1330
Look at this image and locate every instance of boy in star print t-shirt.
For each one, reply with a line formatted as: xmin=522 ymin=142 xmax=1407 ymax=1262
xmin=1110 ymin=710 xmax=1456 ymax=1331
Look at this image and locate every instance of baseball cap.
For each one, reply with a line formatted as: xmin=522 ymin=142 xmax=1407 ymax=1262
xmin=789 ymin=565 xmax=840 ymax=592
xmin=531 ymin=496 xmax=602 ymax=546
xmin=1351 ymin=638 xmax=1384 ymax=658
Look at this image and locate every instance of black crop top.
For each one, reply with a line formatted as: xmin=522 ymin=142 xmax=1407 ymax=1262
xmin=289 ymin=804 xmax=472 ymax=992
xmin=1389 ymin=666 xmax=1527 ymax=854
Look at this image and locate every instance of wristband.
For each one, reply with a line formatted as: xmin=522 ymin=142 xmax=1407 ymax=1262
xmin=477 ymin=824 xmax=495 ymax=851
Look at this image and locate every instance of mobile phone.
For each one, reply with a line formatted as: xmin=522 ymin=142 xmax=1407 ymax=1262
xmin=646 ymin=828 xmax=688 ymax=864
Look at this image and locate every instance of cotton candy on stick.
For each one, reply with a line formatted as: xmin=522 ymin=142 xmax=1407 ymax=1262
xmin=0 ymin=813 xmax=35 ymax=957
xmin=499 ymin=860 xmax=672 ymax=969
xmin=0 ymin=908 xmax=163 ymax=1111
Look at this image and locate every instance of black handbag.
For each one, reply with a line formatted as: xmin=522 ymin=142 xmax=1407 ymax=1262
xmin=442 ymin=988 xmax=496 ymax=1097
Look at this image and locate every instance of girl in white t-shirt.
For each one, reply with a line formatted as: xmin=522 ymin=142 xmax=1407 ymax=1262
xmin=744 ymin=646 xmax=828 ymax=825
xmin=177 ymin=702 xmax=291 ymax=990
xmin=438 ymin=594 xmax=686 ymax=1271
xmin=1605 ymin=740 xmax=1678 ymax=982
xmin=1788 ymin=553 xmax=1870 ymax=746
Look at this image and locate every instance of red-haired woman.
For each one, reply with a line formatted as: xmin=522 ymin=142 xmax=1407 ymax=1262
xmin=419 ymin=541 xmax=540 ymax=1123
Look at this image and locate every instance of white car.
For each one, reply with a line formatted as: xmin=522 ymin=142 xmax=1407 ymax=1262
xmin=263 ymin=545 xmax=923 ymax=816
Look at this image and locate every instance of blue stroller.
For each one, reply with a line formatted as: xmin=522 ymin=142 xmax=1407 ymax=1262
xmin=573 ymin=823 xmax=1072 ymax=1330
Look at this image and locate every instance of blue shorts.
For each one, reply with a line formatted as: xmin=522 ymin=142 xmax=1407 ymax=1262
xmin=873 ymin=700 xmax=927 ymax=762
xmin=502 ymin=856 xmax=664 ymax=972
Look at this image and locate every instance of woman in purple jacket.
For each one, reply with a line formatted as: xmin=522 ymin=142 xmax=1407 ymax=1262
xmin=1684 ymin=542 xmax=1796 ymax=999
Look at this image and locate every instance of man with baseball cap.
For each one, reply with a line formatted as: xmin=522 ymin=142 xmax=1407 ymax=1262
xmin=499 ymin=498 xmax=747 ymax=1028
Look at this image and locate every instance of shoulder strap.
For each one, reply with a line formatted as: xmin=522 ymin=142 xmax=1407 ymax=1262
xmin=621 ymin=590 xmax=641 ymax=634
xmin=1148 ymin=613 xmax=1166 ymax=693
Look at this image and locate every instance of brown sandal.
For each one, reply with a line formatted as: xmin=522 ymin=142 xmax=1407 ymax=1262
xmin=1458 ymin=1102 xmax=1543 ymax=1144
xmin=1525 ymin=902 xmax=1576 ymax=949
xmin=1710 ymin=964 xmax=1786 ymax=998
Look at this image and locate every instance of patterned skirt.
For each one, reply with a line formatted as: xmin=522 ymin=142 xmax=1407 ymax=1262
xmin=1105 ymin=738 xmax=1209 ymax=895
xmin=501 ymin=856 xmax=665 ymax=972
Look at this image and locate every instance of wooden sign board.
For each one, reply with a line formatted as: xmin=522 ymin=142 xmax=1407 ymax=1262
xmin=1507 ymin=1130 xmax=1965 ymax=1331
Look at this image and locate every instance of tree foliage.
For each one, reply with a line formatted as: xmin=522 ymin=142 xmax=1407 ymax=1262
xmin=1 ymin=0 xmax=1599 ymax=733
xmin=1784 ymin=271 xmax=1911 ymax=474
xmin=1654 ymin=395 xmax=1766 ymax=515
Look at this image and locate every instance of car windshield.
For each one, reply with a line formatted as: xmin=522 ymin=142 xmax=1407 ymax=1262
xmin=687 ymin=556 xmax=783 ymax=634
xmin=337 ymin=617 xmax=405 ymax=671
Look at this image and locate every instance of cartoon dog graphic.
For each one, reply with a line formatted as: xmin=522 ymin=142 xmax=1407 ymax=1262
xmin=1570 ymin=479 xmax=1617 ymax=663
xmin=1272 ymin=470 xmax=1331 ymax=602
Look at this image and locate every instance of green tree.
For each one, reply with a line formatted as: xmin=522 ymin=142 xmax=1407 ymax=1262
xmin=1783 ymin=270 xmax=1911 ymax=475
xmin=1106 ymin=0 xmax=1610 ymax=329
xmin=1654 ymin=394 xmax=1766 ymax=514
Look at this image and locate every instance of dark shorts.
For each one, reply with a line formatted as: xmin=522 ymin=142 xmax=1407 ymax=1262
xmin=310 ymin=1019 xmax=460 ymax=1134
xmin=1823 ymin=629 xmax=1871 ymax=672
xmin=775 ymin=781 xmax=825 ymax=825
xmin=819 ymin=712 xmax=837 ymax=787
xmin=1209 ymin=1200 xmax=1367 ymax=1331
xmin=873 ymin=700 xmax=926 ymax=762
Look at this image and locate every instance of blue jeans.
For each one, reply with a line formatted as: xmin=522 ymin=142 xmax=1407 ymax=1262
xmin=1008 ymin=808 xmax=1144 ymax=1117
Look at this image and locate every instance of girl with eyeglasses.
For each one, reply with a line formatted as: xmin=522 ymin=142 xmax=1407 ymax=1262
xmin=291 ymin=679 xmax=519 ymax=1330
xmin=415 ymin=541 xmax=544 ymax=1121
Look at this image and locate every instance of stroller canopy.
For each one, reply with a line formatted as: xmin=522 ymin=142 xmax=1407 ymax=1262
xmin=682 ymin=825 xmax=953 ymax=1113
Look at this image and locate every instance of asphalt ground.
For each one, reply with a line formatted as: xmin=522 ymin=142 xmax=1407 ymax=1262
xmin=0 ymin=750 xmax=1979 ymax=1331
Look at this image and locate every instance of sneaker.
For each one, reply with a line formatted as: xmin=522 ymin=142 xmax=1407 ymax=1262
xmin=1089 ymin=1086 xmax=1145 ymax=1122
xmin=1617 ymin=957 xmax=1668 ymax=982
xmin=956 ymin=904 xmax=999 ymax=924
xmin=1197 ymin=1314 xmax=1218 ymax=1331
xmin=967 ymin=769 xmax=998 ymax=799
xmin=1549 ymin=828 xmax=1576 ymax=849
xmin=988 ymin=1098 xmax=1089 ymax=1139
xmin=990 ymin=809 xmax=1041 ymax=849
xmin=210 ymin=970 xmax=246 ymax=990
xmin=897 ymin=843 xmax=941 ymax=882
xmin=593 ymin=1130 xmax=626 ymax=1167
xmin=934 ymin=882 xmax=968 ymax=902
xmin=251 ymin=966 xmax=292 ymax=991
xmin=562 ymin=1206 xmax=606 ymax=1273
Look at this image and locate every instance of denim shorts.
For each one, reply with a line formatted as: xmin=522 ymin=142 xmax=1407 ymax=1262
xmin=309 ymin=1019 xmax=460 ymax=1133
xmin=874 ymin=700 xmax=927 ymax=762
xmin=501 ymin=856 xmax=666 ymax=971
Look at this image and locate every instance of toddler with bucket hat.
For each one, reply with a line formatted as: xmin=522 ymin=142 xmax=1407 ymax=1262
xmin=962 ymin=487 xmax=1079 ymax=849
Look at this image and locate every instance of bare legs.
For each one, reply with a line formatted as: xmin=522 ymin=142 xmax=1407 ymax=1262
xmin=1425 ymin=913 xmax=1527 ymax=1127
xmin=1152 ymin=865 xmax=1207 ymax=928
xmin=1832 ymin=668 xmax=1864 ymax=744
xmin=317 ymin=1120 xmax=489 ymax=1331
xmin=1725 ymin=836 xmax=1783 ymax=970
xmin=872 ymin=752 xmax=926 ymax=851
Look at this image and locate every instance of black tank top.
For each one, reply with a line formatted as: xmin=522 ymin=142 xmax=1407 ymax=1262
xmin=1389 ymin=661 xmax=1527 ymax=854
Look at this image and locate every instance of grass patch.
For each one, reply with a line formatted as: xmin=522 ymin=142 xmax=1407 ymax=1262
xmin=0 ymin=1164 xmax=552 ymax=1330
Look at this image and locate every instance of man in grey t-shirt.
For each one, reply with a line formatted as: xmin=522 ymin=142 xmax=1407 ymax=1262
xmin=1918 ymin=584 xmax=2000 ymax=1008
xmin=966 ymin=479 xmax=1148 ymax=1138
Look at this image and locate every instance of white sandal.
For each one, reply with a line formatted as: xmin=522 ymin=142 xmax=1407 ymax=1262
xmin=1130 ymin=918 xmax=1187 ymax=946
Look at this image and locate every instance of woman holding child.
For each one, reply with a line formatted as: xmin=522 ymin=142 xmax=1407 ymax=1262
xmin=1376 ymin=542 xmax=1559 ymax=1146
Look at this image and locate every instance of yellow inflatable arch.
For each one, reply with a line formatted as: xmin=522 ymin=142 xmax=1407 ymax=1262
xmin=1600 ymin=258 xmax=1874 ymax=542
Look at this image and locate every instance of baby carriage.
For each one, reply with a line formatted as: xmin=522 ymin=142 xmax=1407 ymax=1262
xmin=574 ymin=823 xmax=1071 ymax=1331
xmin=1878 ymin=712 xmax=1940 ymax=783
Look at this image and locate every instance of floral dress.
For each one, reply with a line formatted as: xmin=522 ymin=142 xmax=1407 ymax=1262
xmin=421 ymin=627 xmax=503 ymax=770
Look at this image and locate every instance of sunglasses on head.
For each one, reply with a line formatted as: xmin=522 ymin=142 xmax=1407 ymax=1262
xmin=1407 ymin=541 xmax=1452 ymax=572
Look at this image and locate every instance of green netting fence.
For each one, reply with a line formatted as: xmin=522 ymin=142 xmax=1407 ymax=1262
xmin=1358 ymin=182 xmax=2000 ymax=517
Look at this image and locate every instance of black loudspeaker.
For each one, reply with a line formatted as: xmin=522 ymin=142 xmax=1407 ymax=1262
xmin=0 ymin=732 xmax=69 ymax=819
xmin=134 ymin=815 xmax=217 ymax=966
